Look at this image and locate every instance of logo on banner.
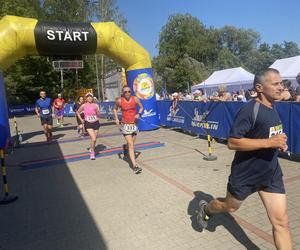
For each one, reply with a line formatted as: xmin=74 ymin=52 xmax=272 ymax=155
xmin=25 ymin=106 xmax=35 ymax=112
xmin=46 ymin=30 xmax=89 ymax=42
xmin=269 ymin=124 xmax=283 ymax=138
xmin=9 ymin=107 xmax=25 ymax=114
xmin=167 ymin=106 xmax=185 ymax=124
xmin=108 ymin=106 xmax=121 ymax=116
xmin=142 ymin=109 xmax=156 ymax=118
xmin=68 ymin=106 xmax=75 ymax=114
xmin=133 ymin=73 xmax=154 ymax=100
xmin=99 ymin=105 xmax=106 ymax=115
xmin=191 ymin=108 xmax=218 ymax=130
xmin=108 ymin=106 xmax=113 ymax=115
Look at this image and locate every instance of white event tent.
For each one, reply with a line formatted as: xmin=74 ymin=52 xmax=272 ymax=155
xmin=191 ymin=67 xmax=254 ymax=95
xmin=269 ymin=55 xmax=300 ymax=87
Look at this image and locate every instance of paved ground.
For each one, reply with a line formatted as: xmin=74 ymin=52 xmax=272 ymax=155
xmin=0 ymin=115 xmax=299 ymax=250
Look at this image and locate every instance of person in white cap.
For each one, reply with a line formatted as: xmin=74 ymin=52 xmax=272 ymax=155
xmin=76 ymin=93 xmax=100 ymax=160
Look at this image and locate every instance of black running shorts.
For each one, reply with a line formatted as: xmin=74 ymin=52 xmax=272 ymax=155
xmin=227 ymin=166 xmax=285 ymax=200
xmin=40 ymin=115 xmax=53 ymax=126
xmin=84 ymin=120 xmax=100 ymax=130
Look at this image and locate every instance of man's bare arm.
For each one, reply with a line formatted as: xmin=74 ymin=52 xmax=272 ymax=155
xmin=228 ymin=134 xmax=288 ymax=152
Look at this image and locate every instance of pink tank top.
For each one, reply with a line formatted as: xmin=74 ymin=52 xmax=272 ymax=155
xmin=83 ymin=103 xmax=99 ymax=123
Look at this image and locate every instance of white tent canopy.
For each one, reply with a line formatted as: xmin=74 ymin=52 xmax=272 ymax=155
xmin=269 ymin=55 xmax=300 ymax=84
xmin=191 ymin=67 xmax=254 ymax=94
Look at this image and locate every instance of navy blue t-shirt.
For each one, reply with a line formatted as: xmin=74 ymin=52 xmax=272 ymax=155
xmin=35 ymin=97 xmax=52 ymax=117
xmin=229 ymin=100 xmax=283 ymax=187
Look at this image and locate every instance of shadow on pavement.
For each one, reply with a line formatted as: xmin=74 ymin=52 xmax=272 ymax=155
xmin=95 ymin=144 xmax=107 ymax=154
xmin=188 ymin=191 xmax=260 ymax=250
xmin=117 ymin=151 xmax=141 ymax=169
xmin=20 ymin=125 xmax=77 ymax=142
xmin=0 ymin=141 xmax=107 ymax=250
xmin=21 ymin=121 xmax=116 ymax=143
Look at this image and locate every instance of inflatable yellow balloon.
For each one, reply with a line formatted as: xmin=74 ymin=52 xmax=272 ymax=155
xmin=0 ymin=15 xmax=151 ymax=71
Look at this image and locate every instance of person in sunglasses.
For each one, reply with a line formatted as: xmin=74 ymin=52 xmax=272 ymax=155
xmin=113 ymin=86 xmax=144 ymax=174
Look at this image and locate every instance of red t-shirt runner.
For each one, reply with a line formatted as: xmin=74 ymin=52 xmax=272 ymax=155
xmin=53 ymin=98 xmax=65 ymax=110
xmin=120 ymin=96 xmax=137 ymax=124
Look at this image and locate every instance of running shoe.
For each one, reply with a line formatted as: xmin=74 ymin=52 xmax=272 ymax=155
xmin=133 ymin=165 xmax=142 ymax=174
xmin=90 ymin=151 xmax=95 ymax=160
xmin=196 ymin=200 xmax=210 ymax=229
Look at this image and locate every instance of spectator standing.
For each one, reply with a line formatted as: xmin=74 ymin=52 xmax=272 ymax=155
xmin=194 ymin=89 xmax=207 ymax=102
xmin=279 ymin=80 xmax=293 ymax=101
xmin=295 ymin=73 xmax=300 ymax=101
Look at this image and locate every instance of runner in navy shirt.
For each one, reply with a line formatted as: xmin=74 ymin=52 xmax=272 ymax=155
xmin=197 ymin=68 xmax=292 ymax=249
xmin=35 ymin=90 xmax=53 ymax=142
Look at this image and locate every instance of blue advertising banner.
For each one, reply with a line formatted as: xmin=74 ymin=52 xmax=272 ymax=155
xmin=126 ymin=68 xmax=159 ymax=131
xmin=159 ymin=101 xmax=228 ymax=138
xmin=289 ymin=103 xmax=300 ymax=154
xmin=156 ymin=100 xmax=300 ymax=156
xmin=8 ymin=104 xmax=35 ymax=116
xmin=0 ymin=72 xmax=10 ymax=148
xmin=274 ymin=102 xmax=292 ymax=152
xmin=63 ymin=104 xmax=75 ymax=117
xmin=99 ymin=102 xmax=119 ymax=120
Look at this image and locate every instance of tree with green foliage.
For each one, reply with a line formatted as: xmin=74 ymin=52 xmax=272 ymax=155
xmin=154 ymin=14 xmax=211 ymax=92
xmin=154 ymin=13 xmax=300 ymax=92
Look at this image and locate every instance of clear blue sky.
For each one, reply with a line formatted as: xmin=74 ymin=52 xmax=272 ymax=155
xmin=117 ymin=0 xmax=300 ymax=57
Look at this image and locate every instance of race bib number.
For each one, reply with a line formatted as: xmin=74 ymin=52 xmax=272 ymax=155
xmin=86 ymin=115 xmax=97 ymax=122
xmin=269 ymin=124 xmax=283 ymax=138
xmin=121 ymin=123 xmax=138 ymax=134
xmin=42 ymin=109 xmax=50 ymax=115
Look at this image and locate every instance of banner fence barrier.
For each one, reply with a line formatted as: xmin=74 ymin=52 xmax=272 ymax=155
xmin=8 ymin=101 xmax=300 ymax=157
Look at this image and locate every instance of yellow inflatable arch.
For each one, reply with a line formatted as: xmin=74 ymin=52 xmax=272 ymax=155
xmin=0 ymin=15 xmax=159 ymax=148
xmin=0 ymin=15 xmax=151 ymax=71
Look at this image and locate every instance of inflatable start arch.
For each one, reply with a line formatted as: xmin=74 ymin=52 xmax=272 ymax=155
xmin=0 ymin=15 xmax=159 ymax=148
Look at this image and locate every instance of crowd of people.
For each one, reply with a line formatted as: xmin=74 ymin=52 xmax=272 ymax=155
xmin=159 ymin=73 xmax=300 ymax=103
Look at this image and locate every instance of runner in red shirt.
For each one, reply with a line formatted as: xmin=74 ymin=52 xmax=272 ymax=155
xmin=53 ymin=93 xmax=65 ymax=127
xmin=114 ymin=86 xmax=143 ymax=174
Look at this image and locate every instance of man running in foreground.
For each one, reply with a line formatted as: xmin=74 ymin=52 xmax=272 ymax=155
xmin=53 ymin=93 xmax=65 ymax=127
xmin=197 ymin=68 xmax=292 ymax=250
xmin=35 ymin=90 xmax=53 ymax=142
xmin=113 ymin=86 xmax=143 ymax=174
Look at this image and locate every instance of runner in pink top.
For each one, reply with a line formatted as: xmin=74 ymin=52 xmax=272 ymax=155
xmin=76 ymin=93 xmax=100 ymax=160
xmin=84 ymin=103 xmax=99 ymax=123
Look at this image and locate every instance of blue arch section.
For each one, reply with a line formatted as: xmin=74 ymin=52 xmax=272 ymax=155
xmin=126 ymin=68 xmax=159 ymax=131
xmin=0 ymin=72 xmax=10 ymax=148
